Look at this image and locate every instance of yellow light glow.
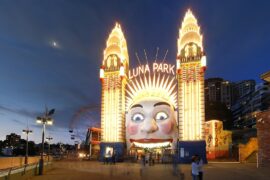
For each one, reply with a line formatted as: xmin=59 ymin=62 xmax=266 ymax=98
xmin=36 ymin=119 xmax=42 ymax=124
xmin=100 ymin=68 xmax=104 ymax=79
xmin=101 ymin=23 xmax=128 ymax=142
xmin=103 ymin=23 xmax=129 ymax=67
xmin=177 ymin=9 xmax=206 ymax=141
xmin=120 ymin=66 xmax=124 ymax=76
xmin=47 ymin=120 xmax=53 ymax=125
xmin=201 ymin=55 xmax=206 ymax=67
xmin=178 ymin=9 xmax=203 ymax=56
xmin=79 ymin=153 xmax=86 ymax=158
xmin=133 ymin=141 xmax=171 ymax=149
xmin=177 ymin=60 xmax=181 ymax=70
xmin=212 ymin=121 xmax=216 ymax=146
xmin=126 ymin=72 xmax=177 ymax=110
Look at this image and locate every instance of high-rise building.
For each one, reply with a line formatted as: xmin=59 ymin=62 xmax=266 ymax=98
xmin=235 ymin=80 xmax=256 ymax=98
xmin=252 ymin=83 xmax=270 ymax=111
xmin=99 ymin=23 xmax=129 ymax=157
xmin=232 ymin=82 xmax=270 ymax=128
xmin=221 ymin=80 xmax=236 ymax=109
xmin=231 ymin=80 xmax=256 ymax=128
xmin=205 ymin=78 xmax=235 ymax=109
xmin=205 ymin=78 xmax=223 ymax=103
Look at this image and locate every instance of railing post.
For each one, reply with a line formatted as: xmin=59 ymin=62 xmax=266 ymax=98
xmin=7 ymin=167 xmax=12 ymax=180
xmin=36 ymin=162 xmax=39 ymax=175
xmin=238 ymin=147 xmax=240 ymax=163
xmin=256 ymin=152 xmax=259 ymax=168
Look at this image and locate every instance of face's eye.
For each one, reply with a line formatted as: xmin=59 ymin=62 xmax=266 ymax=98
xmin=155 ymin=111 xmax=168 ymax=121
xmin=132 ymin=113 xmax=144 ymax=122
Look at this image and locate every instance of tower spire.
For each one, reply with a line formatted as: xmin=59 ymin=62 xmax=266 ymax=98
xmin=99 ymin=22 xmax=129 ymax=149
xmin=178 ymin=9 xmax=203 ymax=56
xmin=103 ymin=22 xmax=129 ymax=68
xmin=176 ymin=9 xmax=206 ymax=141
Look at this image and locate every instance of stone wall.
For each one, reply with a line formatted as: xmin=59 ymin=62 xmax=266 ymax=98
xmin=239 ymin=137 xmax=258 ymax=162
xmin=257 ymin=110 xmax=270 ymax=167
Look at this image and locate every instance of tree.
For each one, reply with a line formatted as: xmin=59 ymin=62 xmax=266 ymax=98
xmin=0 ymin=140 xmax=3 ymax=155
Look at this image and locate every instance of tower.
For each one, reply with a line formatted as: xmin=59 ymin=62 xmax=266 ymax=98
xmin=99 ymin=23 xmax=129 ymax=160
xmin=176 ymin=9 xmax=207 ymax=162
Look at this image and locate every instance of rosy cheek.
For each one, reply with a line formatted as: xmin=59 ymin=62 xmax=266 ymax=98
xmin=160 ymin=121 xmax=173 ymax=134
xmin=127 ymin=124 xmax=139 ymax=135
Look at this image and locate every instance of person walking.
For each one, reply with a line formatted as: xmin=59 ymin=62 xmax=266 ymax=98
xmin=191 ymin=156 xmax=199 ymax=180
xmin=145 ymin=152 xmax=150 ymax=165
xmin=105 ymin=150 xmax=112 ymax=165
xmin=197 ymin=155 xmax=203 ymax=180
xmin=172 ymin=153 xmax=178 ymax=176
xmin=149 ymin=152 xmax=153 ymax=166
xmin=134 ymin=152 xmax=138 ymax=162
xmin=141 ymin=153 xmax=146 ymax=166
xmin=111 ymin=151 xmax=116 ymax=165
xmin=157 ymin=152 xmax=160 ymax=163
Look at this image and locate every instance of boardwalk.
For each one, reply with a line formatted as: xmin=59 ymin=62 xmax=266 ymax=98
xmin=30 ymin=160 xmax=270 ymax=180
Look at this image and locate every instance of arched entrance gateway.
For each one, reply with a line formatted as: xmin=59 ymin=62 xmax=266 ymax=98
xmin=126 ymin=63 xmax=178 ymax=163
xmin=99 ymin=9 xmax=207 ymax=163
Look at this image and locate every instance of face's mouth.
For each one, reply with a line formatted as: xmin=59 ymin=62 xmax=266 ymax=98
xmin=130 ymin=139 xmax=173 ymax=143
xmin=130 ymin=139 xmax=173 ymax=148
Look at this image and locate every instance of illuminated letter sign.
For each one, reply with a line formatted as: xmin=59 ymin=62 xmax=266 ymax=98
xmin=129 ymin=62 xmax=175 ymax=79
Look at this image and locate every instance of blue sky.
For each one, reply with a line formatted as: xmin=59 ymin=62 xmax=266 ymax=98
xmin=0 ymin=0 xmax=269 ymax=144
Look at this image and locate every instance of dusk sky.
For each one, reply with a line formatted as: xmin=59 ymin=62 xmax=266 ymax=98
xmin=0 ymin=0 xmax=269 ymax=144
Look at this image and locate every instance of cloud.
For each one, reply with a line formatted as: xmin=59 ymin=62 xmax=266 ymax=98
xmin=68 ymin=104 xmax=100 ymax=130
xmin=0 ymin=105 xmax=39 ymax=118
xmin=11 ymin=118 xmax=26 ymax=126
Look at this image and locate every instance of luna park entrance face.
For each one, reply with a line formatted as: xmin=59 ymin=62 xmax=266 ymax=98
xmin=128 ymin=146 xmax=174 ymax=163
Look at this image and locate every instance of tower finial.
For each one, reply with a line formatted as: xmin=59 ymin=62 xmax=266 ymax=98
xmin=178 ymin=9 xmax=203 ymax=55
xmin=115 ymin=22 xmax=121 ymax=29
xmin=103 ymin=22 xmax=129 ymax=66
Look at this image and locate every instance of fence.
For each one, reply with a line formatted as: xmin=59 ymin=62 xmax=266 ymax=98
xmin=0 ymin=156 xmax=52 ymax=180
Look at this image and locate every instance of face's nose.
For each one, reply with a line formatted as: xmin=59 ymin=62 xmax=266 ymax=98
xmin=141 ymin=119 xmax=158 ymax=133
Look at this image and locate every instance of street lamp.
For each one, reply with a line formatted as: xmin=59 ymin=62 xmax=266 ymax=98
xmin=22 ymin=128 xmax=33 ymax=165
xmin=46 ymin=136 xmax=53 ymax=161
xmin=36 ymin=108 xmax=55 ymax=175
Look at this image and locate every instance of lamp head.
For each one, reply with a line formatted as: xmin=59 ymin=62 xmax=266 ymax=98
xmin=36 ymin=117 xmax=43 ymax=124
xmin=46 ymin=119 xmax=53 ymax=125
xmin=22 ymin=129 xmax=33 ymax=134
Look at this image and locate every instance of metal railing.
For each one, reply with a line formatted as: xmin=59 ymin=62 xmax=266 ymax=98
xmin=0 ymin=161 xmax=52 ymax=179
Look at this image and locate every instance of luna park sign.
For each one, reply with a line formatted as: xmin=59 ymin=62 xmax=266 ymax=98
xmin=128 ymin=62 xmax=175 ymax=79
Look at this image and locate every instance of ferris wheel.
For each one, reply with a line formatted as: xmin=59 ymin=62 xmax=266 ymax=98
xmin=68 ymin=104 xmax=100 ymax=143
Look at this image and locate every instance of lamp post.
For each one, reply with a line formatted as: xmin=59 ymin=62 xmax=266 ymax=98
xmin=46 ymin=136 xmax=53 ymax=161
xmin=22 ymin=128 xmax=33 ymax=165
xmin=36 ymin=108 xmax=55 ymax=175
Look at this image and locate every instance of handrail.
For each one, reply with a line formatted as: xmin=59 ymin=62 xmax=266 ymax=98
xmin=0 ymin=161 xmax=52 ymax=178
xmin=0 ymin=162 xmax=37 ymax=172
xmin=0 ymin=162 xmax=37 ymax=177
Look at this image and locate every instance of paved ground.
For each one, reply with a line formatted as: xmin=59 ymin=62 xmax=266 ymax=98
xmin=30 ymin=160 xmax=270 ymax=180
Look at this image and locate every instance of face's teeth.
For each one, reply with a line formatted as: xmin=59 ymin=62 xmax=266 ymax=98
xmin=133 ymin=141 xmax=171 ymax=148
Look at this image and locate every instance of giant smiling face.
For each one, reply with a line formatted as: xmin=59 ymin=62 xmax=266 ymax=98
xmin=126 ymin=97 xmax=178 ymax=150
